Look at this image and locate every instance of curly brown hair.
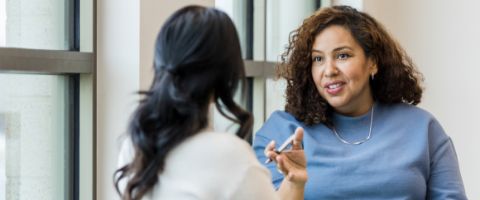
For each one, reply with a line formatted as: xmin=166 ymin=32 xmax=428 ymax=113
xmin=278 ymin=5 xmax=423 ymax=126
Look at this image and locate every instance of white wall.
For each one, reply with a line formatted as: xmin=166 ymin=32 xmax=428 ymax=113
xmin=363 ymin=0 xmax=480 ymax=199
xmin=96 ymin=0 xmax=139 ymax=199
xmin=140 ymin=0 xmax=215 ymax=90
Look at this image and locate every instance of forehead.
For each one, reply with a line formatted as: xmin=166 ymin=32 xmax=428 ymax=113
xmin=312 ymin=25 xmax=361 ymax=51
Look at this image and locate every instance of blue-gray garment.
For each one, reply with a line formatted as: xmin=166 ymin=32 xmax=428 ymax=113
xmin=253 ymin=103 xmax=467 ymax=200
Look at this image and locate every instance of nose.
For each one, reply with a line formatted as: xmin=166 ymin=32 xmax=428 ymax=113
xmin=324 ymin=59 xmax=338 ymax=78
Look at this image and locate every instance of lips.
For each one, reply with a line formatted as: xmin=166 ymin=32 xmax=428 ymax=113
xmin=324 ymin=81 xmax=345 ymax=95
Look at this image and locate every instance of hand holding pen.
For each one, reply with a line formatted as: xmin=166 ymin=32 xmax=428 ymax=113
xmin=263 ymin=127 xmax=307 ymax=184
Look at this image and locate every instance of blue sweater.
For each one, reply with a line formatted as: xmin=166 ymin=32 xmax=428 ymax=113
xmin=253 ymin=103 xmax=467 ymax=200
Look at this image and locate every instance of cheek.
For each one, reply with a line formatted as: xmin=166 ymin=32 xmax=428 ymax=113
xmin=311 ymin=68 xmax=323 ymax=88
xmin=345 ymin=67 xmax=369 ymax=83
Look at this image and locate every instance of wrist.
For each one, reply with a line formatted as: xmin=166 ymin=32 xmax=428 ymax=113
xmin=285 ymin=178 xmax=306 ymax=189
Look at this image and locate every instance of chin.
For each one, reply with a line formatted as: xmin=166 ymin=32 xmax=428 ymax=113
xmin=321 ymin=92 xmax=349 ymax=109
xmin=326 ymin=99 xmax=347 ymax=109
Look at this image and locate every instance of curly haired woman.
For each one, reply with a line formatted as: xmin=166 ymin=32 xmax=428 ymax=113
xmin=255 ymin=5 xmax=467 ymax=199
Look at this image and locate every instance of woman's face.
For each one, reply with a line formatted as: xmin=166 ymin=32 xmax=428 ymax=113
xmin=311 ymin=25 xmax=377 ymax=116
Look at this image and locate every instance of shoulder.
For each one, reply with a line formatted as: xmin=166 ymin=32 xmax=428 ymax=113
xmin=226 ymin=165 xmax=279 ymax=200
xmin=184 ymin=130 xmax=250 ymax=149
xmin=150 ymin=131 xmax=272 ymax=199
xmin=379 ymin=103 xmax=438 ymax=126
xmin=162 ymin=131 xmax=263 ymax=186
xmin=256 ymin=110 xmax=303 ymax=138
xmin=379 ymin=103 xmax=449 ymax=140
xmin=383 ymin=103 xmax=434 ymax=119
xmin=266 ymin=110 xmax=300 ymax=123
xmin=173 ymin=131 xmax=258 ymax=165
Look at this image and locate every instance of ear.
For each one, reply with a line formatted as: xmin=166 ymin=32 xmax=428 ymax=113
xmin=368 ymin=58 xmax=378 ymax=75
xmin=371 ymin=64 xmax=378 ymax=75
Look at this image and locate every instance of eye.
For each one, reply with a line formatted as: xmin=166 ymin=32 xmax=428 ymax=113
xmin=337 ymin=53 xmax=350 ymax=60
xmin=312 ymin=56 xmax=323 ymax=62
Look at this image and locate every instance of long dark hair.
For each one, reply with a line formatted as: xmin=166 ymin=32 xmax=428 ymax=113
xmin=279 ymin=5 xmax=423 ymax=126
xmin=114 ymin=6 xmax=252 ymax=200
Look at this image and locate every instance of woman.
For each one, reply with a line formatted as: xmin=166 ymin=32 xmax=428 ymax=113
xmin=114 ymin=5 xmax=307 ymax=200
xmin=255 ymin=5 xmax=467 ymax=199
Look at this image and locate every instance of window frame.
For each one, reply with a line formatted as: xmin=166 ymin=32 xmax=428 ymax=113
xmin=241 ymin=0 xmax=323 ymax=136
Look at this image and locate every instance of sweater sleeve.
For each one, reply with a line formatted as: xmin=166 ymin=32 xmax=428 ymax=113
xmin=252 ymin=111 xmax=300 ymax=189
xmin=427 ymin=119 xmax=468 ymax=199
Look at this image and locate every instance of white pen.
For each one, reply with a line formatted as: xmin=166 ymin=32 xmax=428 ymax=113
xmin=264 ymin=134 xmax=296 ymax=164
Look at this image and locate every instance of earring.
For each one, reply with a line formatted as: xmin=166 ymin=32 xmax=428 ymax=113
xmin=371 ymin=73 xmax=375 ymax=80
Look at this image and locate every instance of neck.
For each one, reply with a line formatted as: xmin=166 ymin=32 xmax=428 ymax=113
xmin=335 ymin=99 xmax=374 ymax=117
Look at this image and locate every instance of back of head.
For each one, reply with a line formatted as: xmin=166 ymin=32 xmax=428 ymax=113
xmin=280 ymin=5 xmax=423 ymax=126
xmin=154 ymin=6 xmax=245 ymax=106
xmin=114 ymin=5 xmax=252 ymax=200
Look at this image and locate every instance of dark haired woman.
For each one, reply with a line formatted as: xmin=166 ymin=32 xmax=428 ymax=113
xmin=255 ymin=5 xmax=467 ymax=199
xmin=114 ymin=5 xmax=307 ymax=200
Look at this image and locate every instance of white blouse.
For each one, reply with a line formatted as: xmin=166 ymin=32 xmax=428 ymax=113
xmin=117 ymin=130 xmax=279 ymax=200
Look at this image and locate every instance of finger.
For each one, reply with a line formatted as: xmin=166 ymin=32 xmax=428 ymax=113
xmin=277 ymin=155 xmax=301 ymax=181
xmin=292 ymin=127 xmax=304 ymax=150
xmin=275 ymin=155 xmax=288 ymax=175
xmin=276 ymin=166 xmax=284 ymax=175
xmin=264 ymin=140 xmax=276 ymax=156
xmin=266 ymin=151 xmax=279 ymax=160
xmin=264 ymin=140 xmax=278 ymax=164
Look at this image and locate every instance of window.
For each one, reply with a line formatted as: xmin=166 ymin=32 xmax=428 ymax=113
xmin=0 ymin=0 xmax=94 ymax=199
xmin=0 ymin=0 xmax=69 ymax=50
xmin=264 ymin=0 xmax=320 ymax=121
xmin=215 ymin=0 xmax=322 ymax=138
xmin=0 ymin=74 xmax=71 ymax=200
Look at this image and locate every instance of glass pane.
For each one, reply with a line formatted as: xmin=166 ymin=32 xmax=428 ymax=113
xmin=266 ymin=0 xmax=317 ymax=62
xmin=264 ymin=0 xmax=319 ymax=115
xmin=0 ymin=0 xmax=69 ymax=50
xmin=215 ymin=0 xmax=251 ymax=59
xmin=215 ymin=1 xmax=255 ymax=135
xmin=80 ymin=0 xmax=94 ymax=52
xmin=216 ymin=0 xmax=266 ymax=61
xmin=212 ymin=80 xmax=250 ymax=134
xmin=265 ymin=78 xmax=287 ymax=118
xmin=0 ymin=73 xmax=70 ymax=200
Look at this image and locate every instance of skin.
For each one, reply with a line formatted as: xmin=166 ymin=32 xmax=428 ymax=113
xmin=310 ymin=25 xmax=377 ymax=116
xmin=264 ymin=127 xmax=307 ymax=200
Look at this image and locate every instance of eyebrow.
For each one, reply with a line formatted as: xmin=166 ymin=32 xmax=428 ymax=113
xmin=312 ymin=46 xmax=353 ymax=53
